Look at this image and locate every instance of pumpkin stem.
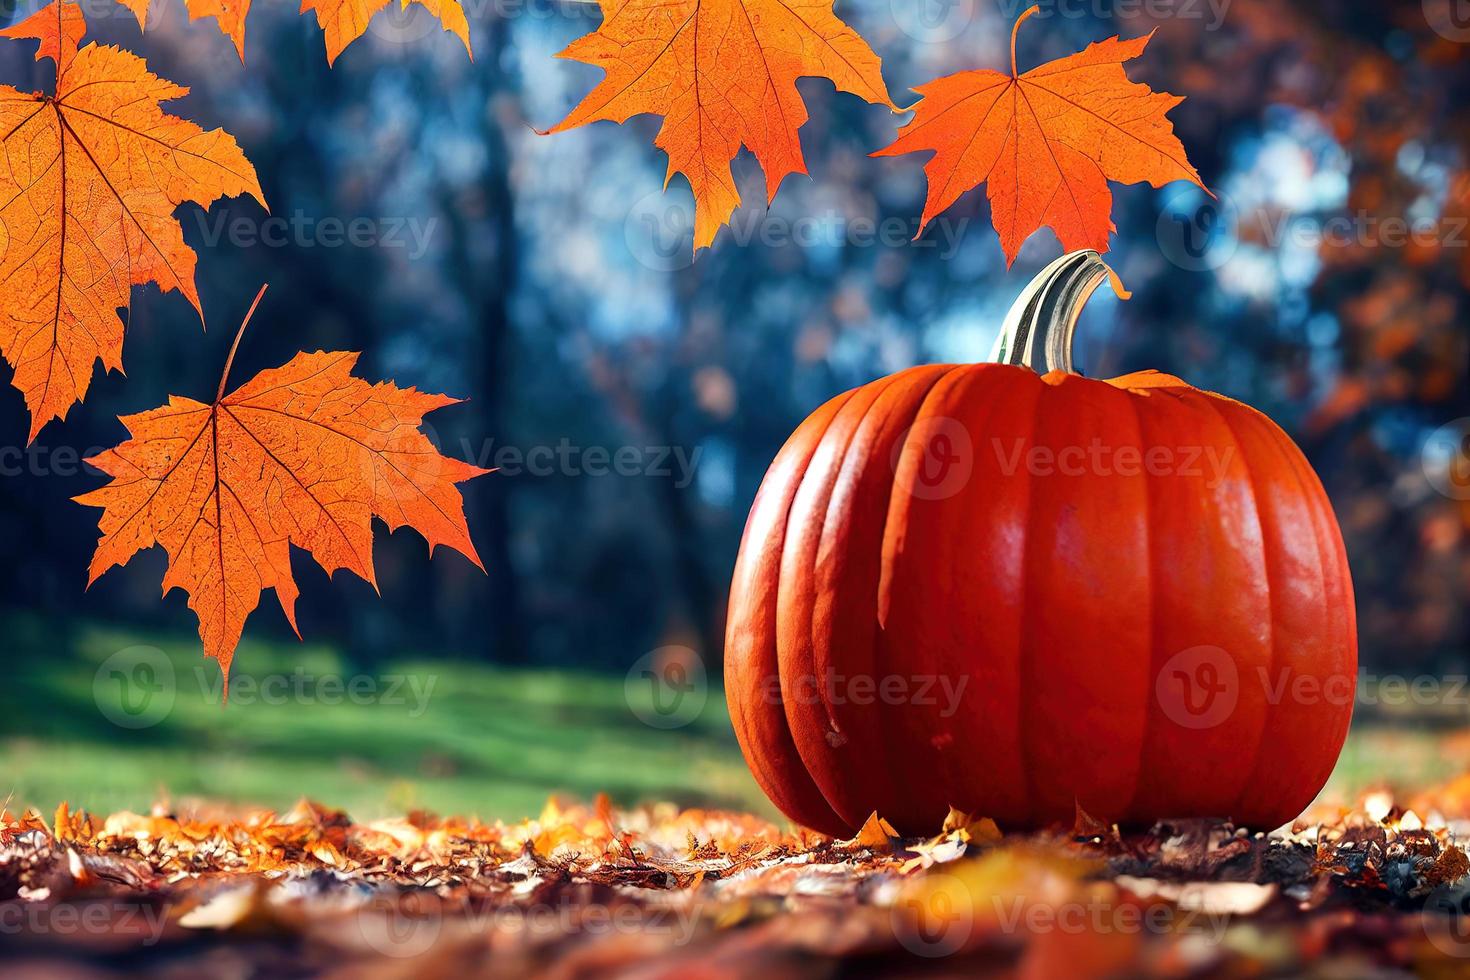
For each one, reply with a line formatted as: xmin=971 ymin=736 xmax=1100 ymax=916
xmin=988 ymin=250 xmax=1130 ymax=375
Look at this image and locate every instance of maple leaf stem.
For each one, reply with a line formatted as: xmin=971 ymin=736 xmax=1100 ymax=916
xmin=1011 ymin=4 xmax=1039 ymax=76
xmin=218 ymin=284 xmax=268 ymax=402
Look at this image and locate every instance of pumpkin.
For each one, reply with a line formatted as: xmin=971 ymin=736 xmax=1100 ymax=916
xmin=724 ymin=251 xmax=1356 ymax=837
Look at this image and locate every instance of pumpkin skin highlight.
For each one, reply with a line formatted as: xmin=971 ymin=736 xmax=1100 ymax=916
xmin=724 ymin=364 xmax=1356 ymax=838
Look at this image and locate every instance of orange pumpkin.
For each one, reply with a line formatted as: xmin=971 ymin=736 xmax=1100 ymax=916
xmin=725 ymin=251 xmax=1356 ymax=837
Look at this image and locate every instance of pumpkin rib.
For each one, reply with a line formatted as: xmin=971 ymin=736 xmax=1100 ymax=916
xmin=1015 ymin=372 xmax=1154 ymax=823
xmin=1116 ymin=383 xmax=1270 ymax=821
xmin=725 ymin=388 xmax=857 ymax=836
xmin=787 ymin=378 xmax=905 ymax=830
xmin=778 ymin=370 xmax=919 ymax=829
xmin=1217 ymin=401 xmax=1290 ymax=827
xmin=875 ymin=363 xmax=1044 ymax=828
xmin=1197 ymin=393 xmax=1277 ymax=824
xmin=1288 ymin=443 xmax=1356 ymax=799
xmin=1202 ymin=394 xmax=1307 ymax=828
xmin=809 ymin=365 xmax=955 ymax=829
xmin=870 ymin=363 xmax=990 ymax=829
xmin=1124 ymin=383 xmax=1158 ymax=826
xmin=1225 ymin=403 xmax=1352 ymax=827
xmin=1012 ymin=367 xmax=1050 ymax=829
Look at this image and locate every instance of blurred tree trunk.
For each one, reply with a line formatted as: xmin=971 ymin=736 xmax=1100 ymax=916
xmin=440 ymin=16 xmax=526 ymax=664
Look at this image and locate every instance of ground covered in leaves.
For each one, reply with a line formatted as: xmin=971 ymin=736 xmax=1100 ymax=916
xmin=4 ymin=778 xmax=1470 ymax=978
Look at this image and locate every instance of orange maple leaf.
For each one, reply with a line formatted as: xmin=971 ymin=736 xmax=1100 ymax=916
xmin=546 ymin=0 xmax=896 ymax=253
xmin=301 ymin=0 xmax=471 ymax=66
xmin=0 ymin=2 xmax=264 ymax=442
xmin=75 ymin=287 xmax=490 ymax=685
xmin=111 ymin=0 xmax=471 ymax=64
xmin=872 ymin=4 xmax=1207 ymax=266
xmin=115 ymin=0 xmax=251 ymax=60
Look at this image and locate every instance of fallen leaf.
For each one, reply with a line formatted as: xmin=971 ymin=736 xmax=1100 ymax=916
xmin=872 ymin=3 xmax=1206 ymax=265
xmin=546 ymin=0 xmax=896 ymax=252
xmin=1116 ymin=876 xmax=1278 ymax=916
xmin=74 ymin=287 xmax=489 ymax=685
xmin=843 ymin=812 xmax=897 ymax=851
xmin=0 ymin=1 xmax=265 ymax=441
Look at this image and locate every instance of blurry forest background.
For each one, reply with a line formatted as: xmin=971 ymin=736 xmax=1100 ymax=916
xmin=0 ymin=0 xmax=1466 ymax=818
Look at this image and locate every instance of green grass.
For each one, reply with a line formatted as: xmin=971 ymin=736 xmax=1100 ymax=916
xmin=0 ymin=611 xmax=1458 ymax=825
xmin=0 ymin=613 xmax=771 ymax=822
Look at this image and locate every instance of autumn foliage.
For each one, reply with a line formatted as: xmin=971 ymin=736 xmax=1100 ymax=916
xmin=873 ymin=6 xmax=1206 ymax=264
xmin=547 ymin=0 xmax=896 ymax=252
xmin=0 ymin=1 xmax=263 ymax=442
xmin=8 ymin=781 xmax=1470 ymax=975
xmin=75 ymin=289 xmax=488 ymax=684
xmin=114 ymin=0 xmax=473 ymax=63
xmin=0 ymin=0 xmax=1215 ymax=674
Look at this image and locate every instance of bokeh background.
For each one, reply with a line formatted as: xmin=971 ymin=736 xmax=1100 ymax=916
xmin=0 ymin=0 xmax=1466 ymax=823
